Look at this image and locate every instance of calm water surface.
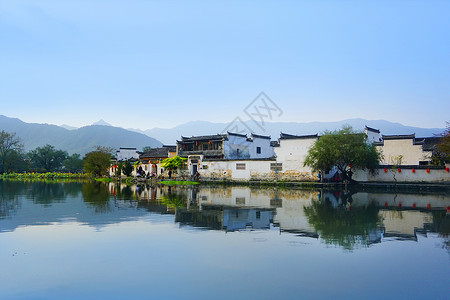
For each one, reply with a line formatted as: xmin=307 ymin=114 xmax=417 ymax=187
xmin=0 ymin=181 xmax=449 ymax=300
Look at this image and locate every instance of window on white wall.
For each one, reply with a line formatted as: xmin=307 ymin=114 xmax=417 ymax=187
xmin=256 ymin=147 xmax=261 ymax=154
xmin=236 ymin=163 xmax=246 ymax=170
xmin=270 ymin=163 xmax=282 ymax=171
xmin=236 ymin=197 xmax=245 ymax=205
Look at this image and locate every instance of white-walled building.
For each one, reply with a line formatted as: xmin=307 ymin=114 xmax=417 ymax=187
xmin=116 ymin=147 xmax=139 ymax=162
xmin=374 ymin=134 xmax=433 ymax=165
xmin=195 ymin=132 xmax=319 ymax=181
xmin=249 ymin=133 xmax=275 ymax=159
xmin=177 ymin=132 xmax=275 ymax=176
xmin=365 ymin=126 xmax=382 ymax=144
xmin=273 ymin=133 xmax=319 ymax=178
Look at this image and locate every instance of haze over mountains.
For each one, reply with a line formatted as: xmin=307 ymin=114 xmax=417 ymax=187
xmin=0 ymin=115 xmax=444 ymax=154
xmin=0 ymin=115 xmax=162 ymax=155
xmin=133 ymin=118 xmax=444 ymax=145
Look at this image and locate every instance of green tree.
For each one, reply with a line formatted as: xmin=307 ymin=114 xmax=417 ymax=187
xmin=436 ymin=122 xmax=450 ymax=163
xmin=83 ymin=149 xmax=112 ymax=177
xmin=0 ymin=131 xmax=24 ymax=174
xmin=304 ymin=125 xmax=382 ymax=182
xmin=161 ymin=156 xmax=187 ymax=173
xmin=122 ymin=160 xmax=133 ymax=177
xmin=28 ymin=145 xmax=68 ymax=172
xmin=4 ymin=150 xmax=29 ymax=173
xmin=63 ymin=153 xmax=84 ymax=173
xmin=389 ymin=155 xmax=403 ymax=183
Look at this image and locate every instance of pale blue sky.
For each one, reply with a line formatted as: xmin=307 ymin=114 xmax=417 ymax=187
xmin=1 ymin=0 xmax=449 ymax=129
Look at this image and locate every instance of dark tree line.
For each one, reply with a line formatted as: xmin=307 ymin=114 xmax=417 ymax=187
xmin=0 ymin=130 xmax=84 ymax=173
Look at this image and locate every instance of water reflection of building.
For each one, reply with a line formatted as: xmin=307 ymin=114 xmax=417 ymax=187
xmin=381 ymin=210 xmax=433 ymax=240
xmin=107 ymin=184 xmax=450 ymax=244
xmin=2 ymin=183 xmax=449 ymax=250
xmin=183 ymin=187 xmax=449 ymax=246
xmin=176 ymin=206 xmax=274 ymax=232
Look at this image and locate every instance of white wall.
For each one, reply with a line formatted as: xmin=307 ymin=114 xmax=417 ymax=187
xmin=249 ymin=136 xmax=274 ymax=158
xmin=198 ymin=158 xmax=317 ymax=181
xmin=116 ymin=148 xmax=139 ymax=161
xmin=274 ymin=137 xmax=318 ymax=175
xmin=224 ymin=135 xmax=251 ymax=159
xmin=199 ymin=160 xmax=272 ymax=180
xmin=377 ymin=139 xmax=431 ymax=165
xmin=365 ymin=129 xmax=381 ymax=144
xmin=353 ymin=165 xmax=450 ymax=183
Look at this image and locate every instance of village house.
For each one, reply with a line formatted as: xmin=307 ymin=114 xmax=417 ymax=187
xmin=353 ymin=131 xmax=448 ymax=182
xmin=139 ymin=145 xmax=177 ymax=176
xmin=179 ymin=132 xmax=319 ymax=181
xmin=374 ymin=134 xmax=435 ymax=165
xmin=365 ymin=126 xmax=382 ymax=143
xmin=176 ymin=132 xmax=274 ymax=160
xmin=116 ymin=147 xmax=140 ymax=162
xmin=110 ymin=146 xmax=176 ymax=177
xmin=272 ymin=133 xmax=319 ymax=181
xmin=110 ymin=125 xmax=448 ymax=183
xmin=176 ymin=132 xmax=275 ymax=176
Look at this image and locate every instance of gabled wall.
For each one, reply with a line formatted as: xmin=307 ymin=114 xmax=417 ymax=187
xmin=224 ymin=135 xmax=251 ymax=159
xmin=116 ymin=148 xmax=139 ymax=161
xmin=376 ymin=136 xmax=431 ymax=165
xmin=249 ymin=135 xmax=275 ymax=158
xmin=274 ymin=136 xmax=318 ymax=175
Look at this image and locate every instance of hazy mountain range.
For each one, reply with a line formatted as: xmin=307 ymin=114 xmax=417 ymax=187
xmin=0 ymin=115 xmax=162 ymax=155
xmin=0 ymin=115 xmax=445 ymax=154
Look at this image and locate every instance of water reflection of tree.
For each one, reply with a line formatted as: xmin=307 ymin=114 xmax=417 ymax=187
xmin=115 ymin=184 xmax=133 ymax=200
xmin=0 ymin=181 xmax=23 ymax=218
xmin=428 ymin=211 xmax=450 ymax=255
xmin=29 ymin=182 xmax=66 ymax=206
xmin=160 ymin=193 xmax=187 ymax=209
xmin=304 ymin=198 xmax=383 ymax=251
xmin=61 ymin=182 xmax=83 ymax=198
xmin=82 ymin=182 xmax=111 ymax=213
xmin=160 ymin=187 xmax=188 ymax=209
xmin=0 ymin=181 xmax=85 ymax=217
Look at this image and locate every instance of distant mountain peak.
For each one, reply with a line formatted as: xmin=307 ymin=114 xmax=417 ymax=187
xmin=92 ymin=119 xmax=112 ymax=126
xmin=0 ymin=115 xmax=162 ymax=155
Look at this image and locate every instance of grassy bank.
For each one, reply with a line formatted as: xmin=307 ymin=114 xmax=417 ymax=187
xmin=95 ymin=177 xmax=114 ymax=182
xmin=1 ymin=172 xmax=90 ymax=180
xmin=160 ymin=180 xmax=200 ymax=185
xmin=0 ymin=172 xmax=91 ymax=183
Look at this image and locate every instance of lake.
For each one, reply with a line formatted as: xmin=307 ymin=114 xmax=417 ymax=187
xmin=0 ymin=181 xmax=449 ymax=300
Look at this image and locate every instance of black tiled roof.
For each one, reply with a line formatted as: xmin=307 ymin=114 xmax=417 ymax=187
xmin=180 ymin=134 xmax=226 ymax=142
xmin=279 ymin=133 xmax=318 ymax=140
xmin=251 ymin=133 xmax=271 ymax=140
xmin=227 ymin=132 xmax=248 ymax=138
xmin=382 ymin=134 xmax=415 ymax=140
xmin=365 ymin=125 xmax=380 ymax=133
xmin=140 ymin=147 xmax=170 ymax=159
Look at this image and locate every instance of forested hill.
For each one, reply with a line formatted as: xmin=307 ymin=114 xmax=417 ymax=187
xmin=0 ymin=115 xmax=162 ymax=155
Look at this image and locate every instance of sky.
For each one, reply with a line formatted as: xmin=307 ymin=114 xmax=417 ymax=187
xmin=1 ymin=0 xmax=449 ymax=130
